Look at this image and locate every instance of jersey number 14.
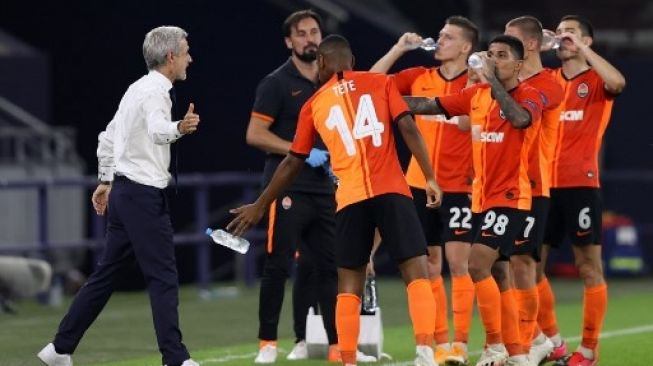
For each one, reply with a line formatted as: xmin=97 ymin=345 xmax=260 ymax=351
xmin=326 ymin=94 xmax=385 ymax=156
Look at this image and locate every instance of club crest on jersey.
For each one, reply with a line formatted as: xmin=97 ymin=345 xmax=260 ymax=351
xmin=577 ymin=82 xmax=589 ymax=98
xmin=281 ymin=196 xmax=292 ymax=210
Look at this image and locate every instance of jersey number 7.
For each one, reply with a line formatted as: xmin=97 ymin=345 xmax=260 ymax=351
xmin=326 ymin=94 xmax=385 ymax=156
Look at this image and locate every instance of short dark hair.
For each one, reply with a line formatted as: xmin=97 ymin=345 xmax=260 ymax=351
xmin=318 ymin=34 xmax=351 ymax=54
xmin=489 ymin=35 xmax=525 ymax=60
xmin=446 ymin=15 xmax=479 ymax=52
xmin=560 ymin=15 xmax=594 ymax=38
xmin=506 ymin=16 xmax=543 ymax=45
xmin=282 ymin=9 xmax=323 ymax=37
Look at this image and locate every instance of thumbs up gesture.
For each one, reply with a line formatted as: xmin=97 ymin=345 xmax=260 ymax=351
xmin=178 ymin=103 xmax=200 ymax=134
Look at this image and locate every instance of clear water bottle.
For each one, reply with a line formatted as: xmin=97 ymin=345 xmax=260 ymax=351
xmin=419 ymin=37 xmax=438 ymax=51
xmin=205 ymin=228 xmax=250 ymax=254
xmin=541 ymin=29 xmax=561 ymax=51
xmin=361 ymin=275 xmax=378 ymax=314
xmin=468 ymin=53 xmax=483 ymax=70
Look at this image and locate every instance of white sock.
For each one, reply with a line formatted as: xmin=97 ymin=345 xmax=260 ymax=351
xmin=577 ymin=345 xmax=594 ymax=359
xmin=436 ymin=342 xmax=451 ymax=351
xmin=508 ymin=354 xmax=529 ymax=362
xmin=549 ymin=333 xmax=562 ymax=347
xmin=532 ymin=332 xmax=547 ymax=345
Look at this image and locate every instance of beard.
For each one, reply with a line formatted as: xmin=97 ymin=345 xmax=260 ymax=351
xmin=294 ymin=44 xmax=318 ymax=63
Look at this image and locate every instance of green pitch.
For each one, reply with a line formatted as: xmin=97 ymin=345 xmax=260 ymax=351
xmin=2 ymin=278 xmax=652 ymax=365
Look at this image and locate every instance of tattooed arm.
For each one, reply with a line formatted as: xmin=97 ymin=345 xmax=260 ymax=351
xmin=403 ymin=96 xmax=444 ymax=115
xmin=486 ymin=75 xmax=531 ymax=128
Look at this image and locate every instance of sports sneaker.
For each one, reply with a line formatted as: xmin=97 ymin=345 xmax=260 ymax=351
xmin=434 ymin=345 xmax=450 ymax=364
xmin=547 ymin=341 xmax=568 ymax=362
xmin=529 ymin=335 xmax=554 ymax=365
xmin=357 ymin=350 xmax=377 ymax=362
xmin=475 ymin=344 xmax=508 ymax=366
xmin=254 ymin=344 xmax=278 ymax=364
xmin=446 ymin=342 xmax=469 ymax=365
xmin=415 ymin=345 xmax=439 ymax=366
xmin=504 ymin=355 xmax=530 ymax=366
xmin=564 ymin=352 xmax=597 ymax=366
xmin=180 ymin=360 xmax=199 ymax=366
xmin=286 ymin=340 xmax=308 ymax=360
xmin=37 ymin=343 xmax=72 ymax=366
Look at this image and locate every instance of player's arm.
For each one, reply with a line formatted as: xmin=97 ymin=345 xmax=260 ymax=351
xmin=560 ymin=32 xmax=626 ymax=94
xmin=487 ymin=78 xmax=532 ymax=128
xmin=227 ymin=154 xmax=304 ymax=237
xmin=397 ymin=114 xmax=442 ymax=207
xmin=367 ymin=228 xmax=382 ymax=276
xmin=403 ymin=96 xmax=445 ymax=115
xmin=246 ymin=116 xmax=291 ymax=155
xmin=370 ymin=32 xmax=422 ymax=73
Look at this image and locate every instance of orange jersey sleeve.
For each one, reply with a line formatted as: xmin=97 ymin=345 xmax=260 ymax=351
xmin=289 ymin=101 xmax=318 ymax=156
xmin=292 ymin=71 xmax=412 ymax=211
xmin=436 ymin=84 xmax=479 ymax=118
xmin=398 ymin=68 xmax=472 ymax=192
xmin=467 ymin=83 xmax=542 ymax=213
xmin=550 ymin=68 xmax=616 ymax=188
xmin=392 ymin=67 xmax=430 ymax=94
xmin=523 ymin=71 xmax=565 ymax=197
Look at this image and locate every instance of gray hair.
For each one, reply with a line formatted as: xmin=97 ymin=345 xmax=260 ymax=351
xmin=143 ymin=26 xmax=188 ymax=70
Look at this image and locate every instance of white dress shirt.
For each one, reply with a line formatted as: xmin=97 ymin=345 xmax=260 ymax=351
xmin=97 ymin=70 xmax=182 ymax=189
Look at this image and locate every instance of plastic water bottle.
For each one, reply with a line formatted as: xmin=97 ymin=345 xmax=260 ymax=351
xmin=419 ymin=37 xmax=438 ymax=51
xmin=468 ymin=53 xmax=483 ymax=70
xmin=205 ymin=228 xmax=250 ymax=254
xmin=541 ymin=30 xmax=561 ymax=51
xmin=407 ymin=37 xmax=438 ymax=52
xmin=362 ymin=275 xmax=378 ymax=314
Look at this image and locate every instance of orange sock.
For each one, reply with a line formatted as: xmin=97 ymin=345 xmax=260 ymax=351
xmin=515 ymin=287 xmax=539 ymax=351
xmin=536 ymin=277 xmax=559 ymax=337
xmin=501 ymin=289 xmax=523 ymax=356
xmin=452 ymin=274 xmax=475 ymax=343
xmin=259 ymin=340 xmax=277 ymax=348
xmin=407 ymin=279 xmax=436 ymax=346
xmin=582 ymin=283 xmax=608 ymax=350
xmin=336 ymin=293 xmax=360 ymax=364
xmin=474 ymin=276 xmax=502 ymax=345
xmin=431 ymin=276 xmax=449 ymax=344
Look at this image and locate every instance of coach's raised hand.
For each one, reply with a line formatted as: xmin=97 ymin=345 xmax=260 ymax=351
xmin=178 ymin=103 xmax=200 ymax=134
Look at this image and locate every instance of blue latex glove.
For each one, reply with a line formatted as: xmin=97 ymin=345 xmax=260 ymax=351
xmin=305 ymin=148 xmax=329 ymax=168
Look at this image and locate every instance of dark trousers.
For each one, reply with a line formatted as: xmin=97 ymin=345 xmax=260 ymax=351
xmin=292 ymin=250 xmax=318 ymax=342
xmin=259 ymin=191 xmax=338 ymax=344
xmin=53 ymin=177 xmax=189 ymax=366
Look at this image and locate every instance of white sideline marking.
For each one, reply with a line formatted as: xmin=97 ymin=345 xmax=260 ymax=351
xmin=199 ymin=352 xmax=257 ymax=363
xmin=198 ymin=324 xmax=653 ymax=364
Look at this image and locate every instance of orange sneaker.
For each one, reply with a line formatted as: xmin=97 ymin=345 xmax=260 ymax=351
xmin=446 ymin=342 xmax=469 ymax=365
xmin=434 ymin=345 xmax=450 ymax=364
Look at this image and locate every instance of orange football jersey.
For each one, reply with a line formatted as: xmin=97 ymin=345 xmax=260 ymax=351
xmin=437 ymin=83 xmax=543 ymax=212
xmin=550 ymin=68 xmax=616 ymax=188
xmin=393 ymin=67 xmax=472 ymax=192
xmin=290 ymin=71 xmax=413 ymax=211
